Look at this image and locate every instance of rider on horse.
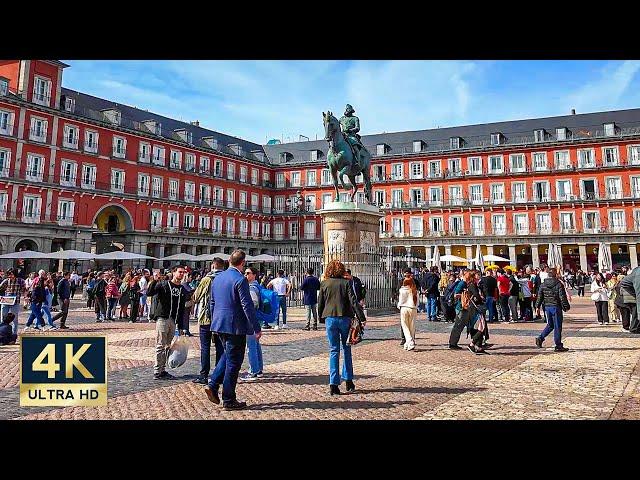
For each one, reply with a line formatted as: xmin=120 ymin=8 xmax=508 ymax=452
xmin=339 ymin=104 xmax=365 ymax=177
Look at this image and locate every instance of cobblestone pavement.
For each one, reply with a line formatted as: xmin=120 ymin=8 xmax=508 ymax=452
xmin=2 ymin=296 xmax=640 ymax=420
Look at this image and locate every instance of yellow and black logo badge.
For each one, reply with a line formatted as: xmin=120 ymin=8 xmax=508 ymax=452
xmin=20 ymin=336 xmax=107 ymax=406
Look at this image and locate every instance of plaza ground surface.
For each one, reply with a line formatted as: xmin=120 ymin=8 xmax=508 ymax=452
xmin=1 ymin=296 xmax=640 ymax=420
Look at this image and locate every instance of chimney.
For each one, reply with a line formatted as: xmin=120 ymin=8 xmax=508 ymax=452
xmin=571 ymin=109 xmax=576 ymax=115
xmin=190 ymin=120 xmax=200 ymax=127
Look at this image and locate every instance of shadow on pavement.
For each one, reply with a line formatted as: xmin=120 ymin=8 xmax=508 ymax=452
xmin=254 ymin=374 xmax=376 ymax=385
xmin=246 ymin=400 xmax=417 ymax=411
xmin=355 ymin=386 xmax=486 ymax=395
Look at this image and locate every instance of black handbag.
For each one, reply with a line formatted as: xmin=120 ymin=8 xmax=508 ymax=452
xmin=347 ymin=317 xmax=364 ymax=345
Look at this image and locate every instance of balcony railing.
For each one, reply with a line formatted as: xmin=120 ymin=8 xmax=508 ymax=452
xmin=139 ymin=152 xmax=151 ymax=162
xmin=62 ymin=137 xmax=79 ymax=149
xmin=0 ymin=122 xmax=14 ymax=136
xmin=29 ymin=128 xmax=47 ymax=143
xmin=112 ymin=147 xmax=126 ymax=159
xmin=84 ymin=141 xmax=98 ymax=153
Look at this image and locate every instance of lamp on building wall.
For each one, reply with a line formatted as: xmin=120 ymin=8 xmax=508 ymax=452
xmin=521 ymin=248 xmax=526 ymax=255
xmin=618 ymin=247 xmax=623 ymax=254
xmin=593 ymin=247 xmax=598 ymax=254
xmin=568 ymin=249 xmax=573 ymax=255
xmin=499 ymin=248 xmax=504 ymax=255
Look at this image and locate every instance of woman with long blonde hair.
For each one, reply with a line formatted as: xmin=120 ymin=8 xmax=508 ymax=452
xmin=397 ymin=277 xmax=418 ymax=350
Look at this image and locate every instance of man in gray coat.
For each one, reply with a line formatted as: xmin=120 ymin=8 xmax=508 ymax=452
xmin=619 ymin=268 xmax=640 ymax=334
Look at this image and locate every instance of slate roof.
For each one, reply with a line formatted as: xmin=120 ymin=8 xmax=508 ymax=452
xmin=263 ymin=108 xmax=640 ymax=165
xmin=61 ymin=87 xmax=267 ymax=163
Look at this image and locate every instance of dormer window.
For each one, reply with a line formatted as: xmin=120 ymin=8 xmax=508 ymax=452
xmin=604 ymin=122 xmax=616 ymax=136
xmin=33 ymin=76 xmax=52 ymax=107
xmin=102 ymin=109 xmax=121 ymax=126
xmin=62 ymin=96 xmax=75 ymax=113
xmin=0 ymin=77 xmax=8 ymax=96
xmin=450 ymin=137 xmax=461 ymax=149
xmin=534 ymin=129 xmax=546 ymax=142
xmin=413 ymin=140 xmax=424 ymax=153
xmin=310 ymin=149 xmax=322 ymax=161
xmin=143 ymin=120 xmax=162 ymax=135
xmin=203 ymin=136 xmax=218 ymax=150
xmin=251 ymin=150 xmax=266 ymax=162
xmin=556 ymin=127 xmax=568 ymax=141
xmin=175 ymin=129 xmax=193 ymax=144
xmin=490 ymin=133 xmax=502 ymax=146
xmin=280 ymin=152 xmax=293 ymax=163
xmin=228 ymin=144 xmax=243 ymax=156
xmin=376 ymin=143 xmax=389 ymax=156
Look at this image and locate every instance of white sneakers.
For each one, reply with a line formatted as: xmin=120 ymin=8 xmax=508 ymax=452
xmin=280 ymin=324 xmax=289 ymax=329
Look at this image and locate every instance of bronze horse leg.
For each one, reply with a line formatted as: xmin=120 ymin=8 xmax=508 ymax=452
xmin=330 ymin=166 xmax=340 ymax=201
xmin=348 ymin=174 xmax=358 ymax=202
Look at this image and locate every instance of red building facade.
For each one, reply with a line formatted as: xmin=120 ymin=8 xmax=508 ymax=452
xmin=2 ymin=59 xmax=640 ymax=272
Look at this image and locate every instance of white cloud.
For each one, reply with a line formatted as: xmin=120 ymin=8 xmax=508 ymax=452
xmin=566 ymin=60 xmax=640 ymax=113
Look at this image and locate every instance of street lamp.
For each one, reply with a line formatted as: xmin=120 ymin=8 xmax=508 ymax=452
xmin=286 ymin=190 xmax=311 ymax=253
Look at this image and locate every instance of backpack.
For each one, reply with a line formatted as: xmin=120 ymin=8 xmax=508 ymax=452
xmin=256 ymin=285 xmax=280 ymax=325
xmin=444 ymin=279 xmax=461 ymax=307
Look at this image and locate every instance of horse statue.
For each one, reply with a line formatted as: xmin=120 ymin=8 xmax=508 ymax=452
xmin=322 ymin=110 xmax=372 ymax=203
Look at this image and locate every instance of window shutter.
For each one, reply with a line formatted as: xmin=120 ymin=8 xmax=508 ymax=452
xmin=45 ymin=81 xmax=52 ymax=105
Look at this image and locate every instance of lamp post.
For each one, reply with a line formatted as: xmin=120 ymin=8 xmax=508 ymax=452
xmin=286 ymin=190 xmax=311 ymax=254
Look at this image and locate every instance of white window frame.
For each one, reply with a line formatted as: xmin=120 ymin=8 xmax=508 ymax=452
xmin=239 ymin=191 xmax=247 ymax=210
xmin=251 ymin=192 xmax=259 ymax=211
xmin=448 ymin=185 xmax=463 ymax=206
xmin=84 ymin=130 xmax=99 ymax=153
xmin=392 ymin=163 xmax=404 ymax=180
xmin=580 ymin=178 xmax=599 ymax=201
xmin=429 ymin=216 xmax=443 ymax=235
xmin=185 ymin=153 xmax=196 ymax=172
xmin=227 ymin=162 xmax=235 ymax=180
xmin=448 ymin=158 xmax=462 ymax=176
xmin=57 ymin=199 xmax=74 ymax=226
xmin=509 ymin=154 xmax=526 ymax=173
xmin=532 ymin=180 xmax=550 ymax=202
xmin=555 ymin=179 xmax=573 ymax=201
xmin=492 ymin=214 xmax=506 ymax=235
xmin=0 ymin=148 xmax=10 ymax=177
xmin=169 ymin=179 xmax=179 ymax=201
xmin=139 ymin=142 xmax=151 ymax=162
xmin=467 ymin=156 xmax=482 ymax=175
xmin=60 ymin=160 xmax=77 ymax=187
xmin=449 ymin=215 xmax=464 ymax=235
xmin=111 ymin=169 xmax=125 ymax=194
xmin=112 ymin=136 xmax=127 ymax=158
xmin=150 ymin=210 xmax=163 ymax=230
xmin=0 ymin=191 xmax=7 ymax=220
xmin=628 ymin=145 xmax=640 ymax=166
xmin=226 ymin=189 xmax=235 ymax=208
xmin=512 ymin=182 xmax=527 ymax=203
xmin=33 ymin=76 xmax=51 ymax=107
xmin=152 ymin=176 xmax=163 ymax=198
xmin=290 ymin=171 xmax=301 ymax=187
xmin=304 ymin=220 xmax=316 ymax=239
xmin=170 ymin=150 xmax=182 ymax=169
xmin=62 ymin=124 xmax=79 ymax=149
xmin=534 ymin=129 xmax=545 ymax=142
xmin=306 ymin=170 xmax=317 ymax=186
xmin=186 ymin=213 xmax=197 ymax=229
xmin=409 ymin=188 xmax=423 ymax=206
xmin=262 ymin=222 xmax=271 ymax=239
xmin=577 ymin=148 xmax=595 ymax=168
xmin=392 ymin=217 xmax=404 ymax=234
xmin=631 ymin=176 xmax=640 ymax=198
xmin=29 ymin=116 xmax=47 ymax=142
xmin=488 ymin=155 xmax=504 ymax=174
xmin=240 ymin=166 xmax=248 ymax=183
xmin=536 ymin=212 xmax=552 ymax=234
xmin=554 ymin=150 xmax=571 ymax=170
xmin=559 ymin=212 xmax=575 ymax=233
xmin=251 ymin=168 xmax=259 ymax=185
xmin=81 ymin=164 xmax=96 ymax=189
xmin=167 ymin=211 xmax=179 ymax=231
xmin=428 ymin=160 xmax=441 ymax=178
xmin=583 ymin=211 xmax=600 ymax=234
xmin=605 ymin=176 xmax=623 ymax=200
xmin=274 ymin=222 xmax=284 ymax=240
xmin=137 ymin=173 xmax=150 ymax=196
xmin=532 ymin=152 xmax=547 ymax=171
xmin=428 ymin=187 xmax=442 ymax=206
xmin=608 ymin=209 xmax=626 ymax=233
xmin=212 ymin=216 xmax=223 ymax=234
xmin=152 ymin=145 xmax=165 ymax=165
xmin=490 ymin=183 xmax=504 ymax=204
xmin=22 ymin=195 xmax=42 ymax=223
xmin=262 ymin=195 xmax=271 ymax=213
xmin=409 ymin=217 xmax=424 ymax=237
xmin=0 ymin=109 xmax=14 ymax=136
xmin=513 ymin=213 xmax=529 ymax=235
xmin=321 ymin=169 xmax=331 ymax=185
xmin=409 ymin=162 xmax=423 ymax=180
xmin=469 ymin=184 xmax=483 ymax=205
xmin=276 ymin=172 xmax=285 ymax=188
xmin=184 ymin=181 xmax=195 ymax=203
xmin=470 ymin=215 xmax=485 ymax=236
xmin=604 ymin=123 xmax=616 ymax=136
xmin=556 ymin=127 xmax=567 ymax=141
xmin=239 ymin=219 xmax=249 ymax=238
xmin=602 ymin=146 xmax=619 ymax=167
xmin=200 ymin=156 xmax=210 ymax=174
xmin=26 ymin=154 xmax=44 ymax=182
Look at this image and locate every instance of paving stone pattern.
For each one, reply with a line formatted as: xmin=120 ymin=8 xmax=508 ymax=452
xmin=1 ymin=298 xmax=639 ymax=420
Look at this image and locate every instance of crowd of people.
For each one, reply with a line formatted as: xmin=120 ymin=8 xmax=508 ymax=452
xmin=3 ymin=256 xmax=640 ymax=408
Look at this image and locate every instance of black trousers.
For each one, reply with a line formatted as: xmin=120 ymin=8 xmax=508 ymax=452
xmin=577 ymin=286 xmax=585 ymax=297
xmin=499 ymin=295 xmax=510 ymax=322
xmin=129 ymin=301 xmax=139 ymax=322
xmin=449 ymin=309 xmax=469 ymax=346
xmin=595 ymin=301 xmax=610 ymax=324
xmin=620 ymin=305 xmax=631 ymax=330
xmin=52 ymin=298 xmax=70 ymax=326
xmin=629 ymin=303 xmax=640 ymax=333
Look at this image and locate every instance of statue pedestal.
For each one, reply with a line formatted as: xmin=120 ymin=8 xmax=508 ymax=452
xmin=317 ymin=202 xmax=385 ymax=282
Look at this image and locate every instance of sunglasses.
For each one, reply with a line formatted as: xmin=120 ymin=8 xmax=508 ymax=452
xmin=244 ymin=271 xmax=254 ymax=275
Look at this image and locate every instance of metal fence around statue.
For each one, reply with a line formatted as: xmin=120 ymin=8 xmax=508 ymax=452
xmin=258 ymin=245 xmax=426 ymax=310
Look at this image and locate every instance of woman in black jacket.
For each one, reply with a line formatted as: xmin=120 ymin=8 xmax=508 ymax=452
xmin=318 ymin=260 xmax=366 ymax=396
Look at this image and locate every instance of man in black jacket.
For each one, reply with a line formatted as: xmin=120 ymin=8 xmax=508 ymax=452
xmin=423 ymin=266 xmax=440 ymax=322
xmin=52 ymin=271 xmax=71 ymax=329
xmin=535 ymin=268 xmax=571 ymax=352
xmin=147 ymin=265 xmax=190 ymax=380
xmin=345 ymin=269 xmax=365 ymax=304
xmin=94 ymin=272 xmax=108 ymax=322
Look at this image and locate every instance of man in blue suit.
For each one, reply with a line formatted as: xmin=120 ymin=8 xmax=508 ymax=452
xmin=204 ymin=249 xmax=262 ymax=410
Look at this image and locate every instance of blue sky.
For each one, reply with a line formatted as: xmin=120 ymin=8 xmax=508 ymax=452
xmin=61 ymin=60 xmax=640 ymax=145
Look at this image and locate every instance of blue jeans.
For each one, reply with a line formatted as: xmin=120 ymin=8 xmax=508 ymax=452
xmin=42 ymin=305 xmax=54 ymax=326
xmin=539 ymin=306 xmax=563 ymax=347
xmin=277 ymin=295 xmax=287 ymax=325
xmin=325 ymin=316 xmax=353 ymax=385
xmin=486 ymin=296 xmax=496 ymax=323
xmin=199 ymin=324 xmax=223 ymax=377
xmin=107 ymin=298 xmax=118 ymax=320
xmin=427 ymin=296 xmax=438 ymax=320
xmin=247 ymin=334 xmax=263 ymax=374
xmin=208 ymin=333 xmax=246 ymax=404
xmin=26 ymin=302 xmax=44 ymax=327
xmin=1 ymin=302 xmax=22 ymax=335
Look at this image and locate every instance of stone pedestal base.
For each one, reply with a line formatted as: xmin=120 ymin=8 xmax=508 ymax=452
xmin=317 ymin=202 xmax=384 ymax=280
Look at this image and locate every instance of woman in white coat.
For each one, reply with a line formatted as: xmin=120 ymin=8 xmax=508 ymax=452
xmin=397 ymin=277 xmax=418 ymax=350
xmin=590 ymin=272 xmax=610 ymax=325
